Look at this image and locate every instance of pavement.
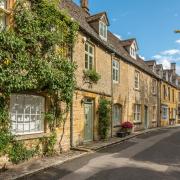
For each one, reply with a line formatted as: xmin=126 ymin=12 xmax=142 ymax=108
xmin=0 ymin=126 xmax=180 ymax=180
xmin=15 ymin=126 xmax=180 ymax=180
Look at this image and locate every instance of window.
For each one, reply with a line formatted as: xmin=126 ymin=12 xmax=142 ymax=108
xmin=162 ymin=106 xmax=168 ymax=120
xmin=0 ymin=1 xmax=7 ymax=30
xmin=152 ymin=79 xmax=157 ymax=95
xmin=85 ymin=42 xmax=94 ymax=70
xmin=172 ymin=89 xmax=175 ymax=102
xmin=152 ymin=106 xmax=156 ymax=121
xmin=135 ymin=71 xmax=140 ymax=90
xmin=10 ymin=94 xmax=45 ymax=135
xmin=99 ymin=21 xmax=107 ymax=40
xmin=163 ymin=85 xmax=167 ymax=99
xmin=134 ymin=104 xmax=141 ymax=123
xmin=178 ymin=106 xmax=180 ymax=119
xmin=0 ymin=0 xmax=7 ymax=9
xmin=0 ymin=15 xmax=6 ymax=29
xmin=113 ymin=104 xmax=122 ymax=127
xmin=112 ymin=60 xmax=119 ymax=83
xmin=168 ymin=87 xmax=171 ymax=101
xmin=173 ymin=109 xmax=176 ymax=119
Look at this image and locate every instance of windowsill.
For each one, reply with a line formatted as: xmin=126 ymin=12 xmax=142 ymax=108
xmin=15 ymin=132 xmax=50 ymax=141
xmin=0 ymin=7 xmax=11 ymax=14
xmin=152 ymin=120 xmax=157 ymax=123
xmin=152 ymin=93 xmax=157 ymax=96
xmin=134 ymin=88 xmax=140 ymax=92
xmin=133 ymin=121 xmax=142 ymax=124
xmin=113 ymin=81 xmax=119 ymax=84
xmin=113 ymin=125 xmax=121 ymax=128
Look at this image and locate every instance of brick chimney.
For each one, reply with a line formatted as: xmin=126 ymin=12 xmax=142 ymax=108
xmin=80 ymin=0 xmax=89 ymax=14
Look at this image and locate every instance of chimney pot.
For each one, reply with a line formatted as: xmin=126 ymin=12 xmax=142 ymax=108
xmin=80 ymin=0 xmax=89 ymax=13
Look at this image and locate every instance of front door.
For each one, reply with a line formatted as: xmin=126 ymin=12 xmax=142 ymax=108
xmin=144 ymin=106 xmax=148 ymax=129
xmin=84 ymin=100 xmax=93 ymax=142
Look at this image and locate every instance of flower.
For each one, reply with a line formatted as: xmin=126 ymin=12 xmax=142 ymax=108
xmin=121 ymin=121 xmax=133 ymax=129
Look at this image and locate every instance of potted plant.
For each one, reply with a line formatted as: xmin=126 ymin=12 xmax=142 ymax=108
xmin=121 ymin=121 xmax=133 ymax=135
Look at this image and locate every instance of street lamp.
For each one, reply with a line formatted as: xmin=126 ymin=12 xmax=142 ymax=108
xmin=175 ymin=30 xmax=180 ymax=33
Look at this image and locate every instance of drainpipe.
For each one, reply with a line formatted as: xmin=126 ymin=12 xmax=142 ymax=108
xmin=158 ymin=80 xmax=161 ymax=127
xmin=111 ymin=53 xmax=115 ymax=138
xmin=70 ymin=44 xmax=74 ymax=148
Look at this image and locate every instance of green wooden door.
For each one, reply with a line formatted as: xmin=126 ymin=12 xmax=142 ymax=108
xmin=84 ymin=101 xmax=93 ymax=142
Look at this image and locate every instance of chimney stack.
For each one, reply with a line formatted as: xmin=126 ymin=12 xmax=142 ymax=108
xmin=80 ymin=0 xmax=89 ymax=14
xmin=171 ymin=63 xmax=176 ymax=74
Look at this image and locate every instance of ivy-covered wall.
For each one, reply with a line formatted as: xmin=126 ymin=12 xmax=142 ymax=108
xmin=0 ymin=0 xmax=78 ymax=167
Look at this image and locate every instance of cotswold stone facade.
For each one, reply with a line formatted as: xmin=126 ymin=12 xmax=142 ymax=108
xmin=0 ymin=0 xmax=180 ymax=163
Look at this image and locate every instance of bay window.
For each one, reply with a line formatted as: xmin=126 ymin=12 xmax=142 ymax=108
xmin=10 ymin=94 xmax=45 ymax=135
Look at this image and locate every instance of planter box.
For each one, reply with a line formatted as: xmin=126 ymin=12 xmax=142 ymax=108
xmin=116 ymin=131 xmax=126 ymax=138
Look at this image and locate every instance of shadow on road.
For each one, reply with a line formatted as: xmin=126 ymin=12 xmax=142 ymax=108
xmin=86 ymin=166 xmax=180 ymax=180
xmin=133 ymin=131 xmax=180 ymax=166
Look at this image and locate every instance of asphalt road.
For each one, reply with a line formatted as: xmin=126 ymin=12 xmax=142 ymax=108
xmin=18 ymin=127 xmax=180 ymax=180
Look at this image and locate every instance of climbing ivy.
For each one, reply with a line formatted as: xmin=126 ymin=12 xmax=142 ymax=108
xmin=0 ymin=0 xmax=78 ymax=164
xmin=98 ymin=98 xmax=111 ymax=140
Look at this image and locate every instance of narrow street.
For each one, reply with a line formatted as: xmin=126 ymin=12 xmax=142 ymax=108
xmin=18 ymin=127 xmax=180 ymax=180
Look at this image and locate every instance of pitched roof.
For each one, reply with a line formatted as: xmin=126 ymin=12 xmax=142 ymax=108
xmin=121 ymin=38 xmax=136 ymax=47
xmin=145 ymin=60 xmax=156 ymax=67
xmin=156 ymin=64 xmax=163 ymax=70
xmin=60 ymin=0 xmax=161 ymax=80
xmin=86 ymin=12 xmax=110 ymax=26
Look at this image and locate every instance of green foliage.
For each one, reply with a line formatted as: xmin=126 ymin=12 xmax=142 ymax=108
xmin=40 ymin=133 xmax=57 ymax=156
xmin=0 ymin=0 xmax=78 ymax=164
xmin=98 ymin=98 xmax=111 ymax=140
xmin=8 ymin=141 xmax=36 ymax=164
xmin=83 ymin=69 xmax=101 ymax=84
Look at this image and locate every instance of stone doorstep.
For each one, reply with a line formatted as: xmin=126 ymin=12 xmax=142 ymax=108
xmin=0 ymin=125 xmax=180 ymax=180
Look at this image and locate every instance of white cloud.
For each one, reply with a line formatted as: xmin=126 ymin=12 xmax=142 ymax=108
xmin=161 ymin=49 xmax=180 ymax=55
xmin=176 ymin=39 xmax=180 ymax=44
xmin=114 ymin=33 xmax=122 ymax=40
xmin=139 ymin=55 xmax=145 ymax=60
xmin=157 ymin=59 xmax=171 ymax=69
xmin=153 ymin=55 xmax=162 ymax=59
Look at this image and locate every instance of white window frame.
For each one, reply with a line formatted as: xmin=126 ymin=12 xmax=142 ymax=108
xmin=134 ymin=104 xmax=141 ymax=123
xmin=0 ymin=0 xmax=7 ymax=9
xmin=10 ymin=94 xmax=45 ymax=135
xmin=112 ymin=60 xmax=119 ymax=83
xmin=162 ymin=106 xmax=168 ymax=120
xmin=152 ymin=79 xmax=157 ymax=95
xmin=85 ymin=42 xmax=94 ymax=70
xmin=173 ymin=109 xmax=176 ymax=119
xmin=99 ymin=21 xmax=107 ymax=41
xmin=113 ymin=104 xmax=122 ymax=127
xmin=0 ymin=0 xmax=7 ymax=30
xmin=135 ymin=71 xmax=140 ymax=90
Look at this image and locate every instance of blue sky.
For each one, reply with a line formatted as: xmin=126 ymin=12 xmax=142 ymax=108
xmin=73 ymin=0 xmax=180 ymax=73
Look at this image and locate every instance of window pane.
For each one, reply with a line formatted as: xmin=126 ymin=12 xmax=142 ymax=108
xmin=10 ymin=94 xmax=45 ymax=135
xmin=85 ymin=43 xmax=88 ymax=52
xmin=85 ymin=54 xmax=88 ymax=69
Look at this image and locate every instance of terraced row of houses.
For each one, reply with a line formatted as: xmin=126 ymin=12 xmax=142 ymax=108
xmin=1 ymin=0 xmax=180 ymax=153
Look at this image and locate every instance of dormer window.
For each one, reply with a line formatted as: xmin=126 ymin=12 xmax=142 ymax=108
xmin=99 ymin=21 xmax=107 ymax=41
xmin=130 ymin=47 xmax=136 ymax=59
